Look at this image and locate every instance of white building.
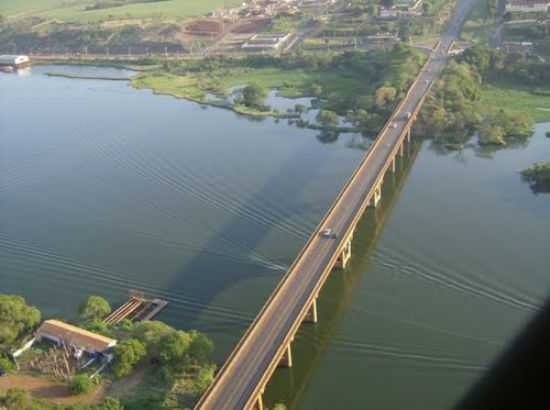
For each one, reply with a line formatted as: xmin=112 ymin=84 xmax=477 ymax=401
xmin=0 ymin=55 xmax=31 ymax=68
xmin=37 ymin=320 xmax=117 ymax=356
xmin=242 ymin=32 xmax=292 ymax=50
xmin=505 ymin=0 xmax=550 ymax=13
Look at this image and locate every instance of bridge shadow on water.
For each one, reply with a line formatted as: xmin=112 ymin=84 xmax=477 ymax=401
xmin=158 ymin=139 xmax=356 ymax=360
xmin=262 ymin=139 xmax=424 ymax=410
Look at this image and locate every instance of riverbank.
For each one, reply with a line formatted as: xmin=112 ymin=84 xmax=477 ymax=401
xmin=479 ymin=81 xmax=550 ymax=123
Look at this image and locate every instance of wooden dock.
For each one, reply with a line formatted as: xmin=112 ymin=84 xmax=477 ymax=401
xmin=104 ymin=293 xmax=168 ymax=325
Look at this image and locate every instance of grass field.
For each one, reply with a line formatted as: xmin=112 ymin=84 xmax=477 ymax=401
xmin=2 ymin=0 xmax=243 ymax=22
xmin=133 ymin=64 xmax=378 ymax=108
xmin=480 ymin=81 xmax=550 ymax=123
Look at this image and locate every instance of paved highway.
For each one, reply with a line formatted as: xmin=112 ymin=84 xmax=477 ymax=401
xmin=196 ymin=1 xmax=478 ymax=408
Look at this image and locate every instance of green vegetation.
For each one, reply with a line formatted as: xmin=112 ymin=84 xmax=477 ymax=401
xmin=70 ymin=374 xmax=95 ymax=395
xmin=79 ymin=295 xmax=112 ymax=322
xmin=133 ymin=45 xmax=426 ymax=131
xmin=521 ymin=162 xmax=550 ymax=192
xmin=112 ymin=339 xmax=147 ymax=378
xmin=0 ymin=293 xmax=215 ymax=409
xmin=238 ymin=84 xmax=269 ymax=111
xmin=418 ymin=45 xmax=550 ymax=149
xmin=0 ymin=295 xmax=40 ymax=347
xmin=1 ymin=0 xmax=242 ymax=23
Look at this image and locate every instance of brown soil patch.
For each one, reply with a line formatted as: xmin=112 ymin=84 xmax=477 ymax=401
xmin=231 ymin=18 xmax=271 ymax=34
xmin=0 ymin=374 xmax=106 ymax=405
xmin=185 ymin=19 xmax=223 ymax=35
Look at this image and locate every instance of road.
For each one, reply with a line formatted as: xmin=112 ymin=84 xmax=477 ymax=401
xmin=196 ymin=0 xmax=478 ymax=409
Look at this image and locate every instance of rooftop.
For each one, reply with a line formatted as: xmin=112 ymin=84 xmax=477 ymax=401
xmin=37 ymin=319 xmax=117 ymax=353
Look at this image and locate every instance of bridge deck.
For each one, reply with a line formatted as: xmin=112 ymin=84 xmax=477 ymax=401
xmin=196 ymin=3 xmax=475 ymax=407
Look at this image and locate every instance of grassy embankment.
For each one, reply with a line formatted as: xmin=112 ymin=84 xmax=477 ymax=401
xmin=1 ymin=0 xmax=242 ymax=23
xmin=479 ymin=81 xmax=550 ymax=123
xmin=132 ymin=47 xmax=427 ymax=121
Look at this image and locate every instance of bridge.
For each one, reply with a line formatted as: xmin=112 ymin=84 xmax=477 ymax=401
xmin=195 ymin=1 xmax=476 ymax=408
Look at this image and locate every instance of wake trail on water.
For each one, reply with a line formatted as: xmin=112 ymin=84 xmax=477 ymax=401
xmin=0 ymin=235 xmax=257 ymax=323
xmin=329 ymin=340 xmax=487 ymax=371
xmin=372 ymin=246 xmax=539 ymax=312
xmin=76 ymin=134 xmax=296 ymax=267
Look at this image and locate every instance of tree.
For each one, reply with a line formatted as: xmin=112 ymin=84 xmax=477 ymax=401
xmin=112 ymin=338 xmax=147 ymax=378
xmin=375 ymin=86 xmax=397 ymax=108
xmin=0 ymin=295 xmax=40 ymax=347
xmin=310 ymin=83 xmax=323 ymax=97
xmin=93 ymin=398 xmax=125 ymax=410
xmin=316 ymin=110 xmax=339 ymax=127
xmin=422 ymin=1 xmax=432 ymax=15
xmin=241 ymin=83 xmax=267 ymax=110
xmin=189 ymin=364 xmax=216 ymax=394
xmin=131 ymin=320 xmax=175 ymax=355
xmin=70 ymin=374 xmax=94 ymax=395
xmin=0 ymin=389 xmax=33 ymax=410
xmin=79 ymin=296 xmax=111 ymax=322
xmin=398 ymin=19 xmax=412 ymax=42
xmin=294 ymin=103 xmax=307 ymax=114
xmin=188 ymin=331 xmax=214 ymax=362
xmin=158 ymin=331 xmax=192 ymax=370
xmin=479 ymin=123 xmax=506 ymax=146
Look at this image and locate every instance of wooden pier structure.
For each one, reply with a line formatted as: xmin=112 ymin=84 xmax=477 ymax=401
xmin=104 ymin=291 xmax=168 ymax=325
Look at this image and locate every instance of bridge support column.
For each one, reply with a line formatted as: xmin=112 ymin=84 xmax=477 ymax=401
xmin=407 ymin=127 xmax=412 ymax=143
xmin=391 ymin=157 xmax=396 ymax=173
xmin=399 ymin=142 xmax=404 ymax=157
xmin=369 ymin=184 xmax=382 ymax=208
xmin=335 ymin=236 xmax=352 ymax=270
xmin=279 ymin=343 xmax=293 ymax=368
xmin=304 ymin=298 xmax=318 ymax=324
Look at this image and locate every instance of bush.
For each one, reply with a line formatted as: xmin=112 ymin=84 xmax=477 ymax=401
xmin=70 ymin=374 xmax=94 ymax=395
xmin=79 ymin=296 xmax=111 ymax=322
xmin=0 ymin=295 xmax=41 ymax=347
xmin=0 ymin=355 xmax=15 ymax=373
xmin=112 ymin=339 xmax=147 ymax=378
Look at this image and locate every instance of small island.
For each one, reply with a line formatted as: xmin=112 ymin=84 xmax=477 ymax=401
xmin=521 ymin=162 xmax=550 ymax=193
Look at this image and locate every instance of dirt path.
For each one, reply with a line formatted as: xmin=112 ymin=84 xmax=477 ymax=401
xmin=0 ymin=374 xmax=106 ymax=405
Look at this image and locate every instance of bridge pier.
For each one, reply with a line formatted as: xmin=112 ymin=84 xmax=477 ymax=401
xmin=303 ymin=298 xmax=318 ymax=324
xmin=335 ymin=231 xmax=353 ymax=269
xmin=369 ymin=184 xmax=382 ymax=208
xmin=391 ymin=157 xmax=396 ymax=173
xmin=398 ymin=142 xmax=404 ymax=157
xmin=279 ymin=343 xmax=293 ymax=368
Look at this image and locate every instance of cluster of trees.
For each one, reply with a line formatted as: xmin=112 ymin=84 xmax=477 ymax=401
xmin=478 ymin=110 xmax=532 ymax=146
xmin=418 ymin=46 xmax=537 ymax=148
xmin=0 ymin=295 xmax=41 ymax=371
xmin=521 ymin=162 xmax=550 ymax=192
xmin=0 ymin=295 xmax=40 ymax=347
xmin=459 ymin=45 xmax=550 ymax=86
xmin=0 ymin=388 xmax=124 ymax=410
xmin=236 ymin=84 xmax=269 ymax=111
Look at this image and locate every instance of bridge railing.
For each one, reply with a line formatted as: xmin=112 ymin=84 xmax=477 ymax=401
xmin=195 ymin=41 xmax=442 ymax=410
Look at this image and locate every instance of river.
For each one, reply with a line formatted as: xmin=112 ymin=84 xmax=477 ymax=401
xmin=1 ymin=66 xmax=549 ymax=409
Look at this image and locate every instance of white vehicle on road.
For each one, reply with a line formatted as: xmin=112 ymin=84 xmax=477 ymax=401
xmin=390 ymin=122 xmax=398 ymax=129
xmin=320 ymin=228 xmax=336 ymax=238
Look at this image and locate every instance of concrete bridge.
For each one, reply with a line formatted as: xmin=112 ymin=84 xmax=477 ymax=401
xmin=195 ymin=2 xmax=476 ymax=408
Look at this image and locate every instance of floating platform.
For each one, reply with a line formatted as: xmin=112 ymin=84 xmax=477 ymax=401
xmin=104 ymin=293 xmax=168 ymax=325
